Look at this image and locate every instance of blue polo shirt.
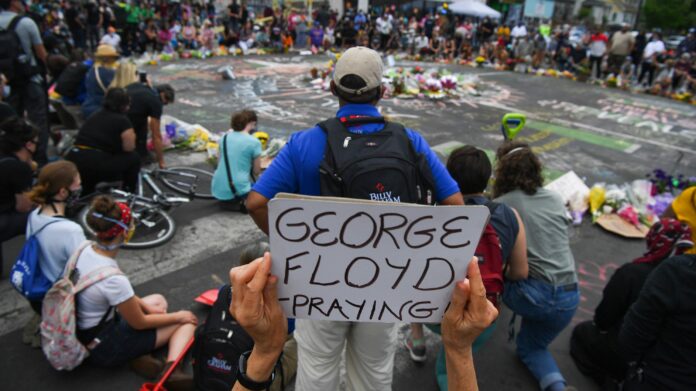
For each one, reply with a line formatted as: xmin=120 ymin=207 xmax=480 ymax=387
xmin=252 ymin=104 xmax=459 ymax=202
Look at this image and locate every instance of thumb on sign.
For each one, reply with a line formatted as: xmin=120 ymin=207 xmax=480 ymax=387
xmin=441 ymin=258 xmax=499 ymax=351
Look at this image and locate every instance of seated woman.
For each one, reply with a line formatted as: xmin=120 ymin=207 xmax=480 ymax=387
xmin=494 ymin=142 xmax=580 ymax=391
xmin=21 ymin=161 xmax=86 ymax=346
xmin=81 ymin=44 xmax=119 ymax=119
xmin=76 ymin=196 xmax=196 ymax=386
xmin=619 ymin=253 xmax=696 ymax=391
xmin=0 ymin=118 xmax=36 ymax=273
xmin=67 ymin=88 xmax=140 ymax=195
xmin=571 ymin=218 xmax=693 ymax=388
xmin=211 ymin=110 xmax=262 ymax=212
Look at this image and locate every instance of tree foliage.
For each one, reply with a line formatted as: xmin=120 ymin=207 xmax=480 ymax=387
xmin=643 ymin=0 xmax=696 ymax=31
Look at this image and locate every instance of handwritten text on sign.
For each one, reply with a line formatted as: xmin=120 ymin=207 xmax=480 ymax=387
xmin=268 ymin=195 xmax=489 ymax=323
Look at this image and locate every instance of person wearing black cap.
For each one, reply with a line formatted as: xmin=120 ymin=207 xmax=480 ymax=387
xmin=246 ymin=46 xmax=464 ymax=391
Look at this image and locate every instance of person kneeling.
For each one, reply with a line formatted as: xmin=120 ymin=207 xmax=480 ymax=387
xmin=570 ymin=219 xmax=693 ymax=389
xmin=76 ymin=196 xmax=197 ymax=387
xmin=211 ymin=110 xmax=262 ymax=213
xmin=66 ymin=88 xmax=140 ymax=195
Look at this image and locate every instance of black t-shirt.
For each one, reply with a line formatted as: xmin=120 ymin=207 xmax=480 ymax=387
xmin=65 ymin=8 xmax=81 ymax=30
xmin=74 ymin=109 xmax=132 ymax=154
xmin=482 ymin=21 xmax=494 ymax=39
xmin=424 ymin=19 xmax=435 ymax=37
xmin=0 ymin=102 xmax=17 ymax=123
xmin=86 ymin=3 xmax=100 ymax=25
xmin=343 ymin=26 xmax=357 ymax=41
xmin=0 ymin=155 xmax=32 ymax=213
xmin=228 ymin=3 xmax=240 ymax=20
xmin=126 ymin=83 xmax=162 ymax=155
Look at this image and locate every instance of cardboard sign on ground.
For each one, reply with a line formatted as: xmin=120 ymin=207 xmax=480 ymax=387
xmin=596 ymin=214 xmax=649 ymax=239
xmin=268 ymin=193 xmax=490 ymax=323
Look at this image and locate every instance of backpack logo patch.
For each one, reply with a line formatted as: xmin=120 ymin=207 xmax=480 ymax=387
xmin=207 ymin=354 xmax=233 ymax=373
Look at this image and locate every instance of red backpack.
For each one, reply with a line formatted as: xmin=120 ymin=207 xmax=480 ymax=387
xmin=471 ymin=201 xmax=504 ymax=308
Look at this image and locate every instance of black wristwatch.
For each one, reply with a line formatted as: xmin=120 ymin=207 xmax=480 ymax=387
xmin=236 ymin=350 xmax=275 ymax=390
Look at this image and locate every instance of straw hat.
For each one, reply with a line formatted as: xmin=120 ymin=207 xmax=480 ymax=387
xmin=94 ymin=44 xmax=119 ymax=59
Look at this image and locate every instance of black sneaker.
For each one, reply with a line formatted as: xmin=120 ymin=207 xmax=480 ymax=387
xmin=404 ymin=335 xmax=427 ymax=362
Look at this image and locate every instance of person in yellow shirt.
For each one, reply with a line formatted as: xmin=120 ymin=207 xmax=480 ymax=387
xmin=497 ymin=24 xmax=510 ymax=44
xmin=665 ymin=186 xmax=696 ymax=254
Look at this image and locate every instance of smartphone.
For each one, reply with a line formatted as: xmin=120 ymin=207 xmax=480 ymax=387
xmin=139 ymin=72 xmax=148 ymax=84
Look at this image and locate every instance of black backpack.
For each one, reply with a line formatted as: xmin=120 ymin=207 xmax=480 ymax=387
xmin=192 ymin=285 xmax=254 ymax=391
xmin=0 ymin=16 xmax=38 ymax=84
xmin=55 ymin=62 xmax=89 ymax=99
xmin=318 ymin=117 xmax=436 ymax=204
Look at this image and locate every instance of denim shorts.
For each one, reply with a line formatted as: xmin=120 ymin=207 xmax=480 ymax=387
xmin=85 ymin=314 xmax=157 ymax=367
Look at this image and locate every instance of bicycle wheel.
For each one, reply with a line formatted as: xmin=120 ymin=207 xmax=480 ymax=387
xmin=159 ymin=166 xmax=215 ymax=199
xmin=78 ymin=201 xmax=177 ymax=249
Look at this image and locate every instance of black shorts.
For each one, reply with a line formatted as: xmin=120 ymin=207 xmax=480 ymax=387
xmin=85 ymin=314 xmax=157 ymax=367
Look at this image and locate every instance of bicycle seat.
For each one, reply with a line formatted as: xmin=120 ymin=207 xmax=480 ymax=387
xmin=95 ymin=181 xmax=123 ymax=193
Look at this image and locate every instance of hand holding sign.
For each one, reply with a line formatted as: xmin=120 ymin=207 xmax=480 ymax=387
xmin=442 ymin=258 xmax=499 ymax=351
xmin=229 ymin=253 xmax=287 ymax=358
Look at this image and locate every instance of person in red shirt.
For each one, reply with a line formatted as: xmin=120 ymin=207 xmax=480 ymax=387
xmin=588 ymin=30 xmax=609 ymax=79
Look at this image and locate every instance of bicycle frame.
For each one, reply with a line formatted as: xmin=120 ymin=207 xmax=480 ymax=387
xmin=137 ymin=169 xmax=190 ymax=206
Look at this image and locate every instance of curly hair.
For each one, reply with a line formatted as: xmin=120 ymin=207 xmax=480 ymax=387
xmin=493 ymin=141 xmax=544 ymax=198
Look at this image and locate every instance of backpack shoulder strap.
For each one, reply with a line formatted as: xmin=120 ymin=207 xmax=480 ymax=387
xmin=63 ymin=241 xmax=94 ymax=281
xmin=94 ymin=65 xmax=107 ymax=92
xmin=484 ymin=200 xmax=501 ymax=215
xmin=28 ymin=217 xmax=65 ymax=238
xmin=8 ymin=15 xmax=25 ymax=32
xmin=75 ymin=265 xmax=123 ymax=293
xmin=221 ymin=133 xmax=238 ymax=196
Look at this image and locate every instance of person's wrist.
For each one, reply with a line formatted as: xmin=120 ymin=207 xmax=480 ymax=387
xmin=444 ymin=343 xmax=473 ymax=361
xmin=245 ymin=346 xmax=281 ymax=382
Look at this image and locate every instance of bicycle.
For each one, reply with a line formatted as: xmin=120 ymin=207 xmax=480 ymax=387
xmin=76 ymin=166 xmax=214 ymax=249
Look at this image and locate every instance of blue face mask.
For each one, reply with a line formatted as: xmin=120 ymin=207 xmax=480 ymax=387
xmin=2 ymin=85 xmax=10 ymax=99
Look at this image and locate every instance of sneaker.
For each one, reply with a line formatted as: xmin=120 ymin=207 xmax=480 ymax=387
xmin=160 ymin=361 xmax=194 ymax=391
xmin=404 ymin=335 xmax=427 ymax=362
xmin=130 ymin=354 xmax=165 ymax=379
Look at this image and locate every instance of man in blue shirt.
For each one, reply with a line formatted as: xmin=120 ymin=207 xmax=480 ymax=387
xmin=247 ymin=47 xmax=463 ymax=390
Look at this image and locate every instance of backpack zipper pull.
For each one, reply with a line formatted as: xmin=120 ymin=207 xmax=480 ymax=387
xmin=343 ymin=136 xmax=352 ymax=148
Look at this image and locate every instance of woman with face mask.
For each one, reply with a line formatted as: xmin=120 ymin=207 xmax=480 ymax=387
xmin=20 ymin=161 xmax=86 ymax=347
xmin=75 ymin=196 xmax=196 ymax=386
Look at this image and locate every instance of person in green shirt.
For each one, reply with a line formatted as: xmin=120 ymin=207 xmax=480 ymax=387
xmin=122 ymin=2 xmax=142 ymax=53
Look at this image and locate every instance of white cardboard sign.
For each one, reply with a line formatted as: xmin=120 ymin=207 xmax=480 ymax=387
xmin=268 ymin=194 xmax=490 ymax=323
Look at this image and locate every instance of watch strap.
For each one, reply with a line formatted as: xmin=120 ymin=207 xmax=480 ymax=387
xmin=236 ymin=350 xmax=275 ymax=390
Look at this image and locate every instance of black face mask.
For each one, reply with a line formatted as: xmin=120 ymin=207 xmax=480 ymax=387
xmin=64 ymin=186 xmax=82 ymax=208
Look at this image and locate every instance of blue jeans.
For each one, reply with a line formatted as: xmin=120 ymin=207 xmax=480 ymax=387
xmin=503 ymin=278 xmax=579 ymax=390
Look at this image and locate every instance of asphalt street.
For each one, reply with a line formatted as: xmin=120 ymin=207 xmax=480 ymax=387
xmin=1 ymin=54 xmax=694 ymax=390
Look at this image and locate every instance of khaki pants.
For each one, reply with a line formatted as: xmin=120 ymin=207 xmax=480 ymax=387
xmin=271 ymin=334 xmax=298 ymax=391
xmin=294 ymin=319 xmax=397 ymax=391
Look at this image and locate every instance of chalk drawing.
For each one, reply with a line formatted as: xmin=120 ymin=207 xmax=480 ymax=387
xmin=575 ymin=260 xmax=620 ymax=323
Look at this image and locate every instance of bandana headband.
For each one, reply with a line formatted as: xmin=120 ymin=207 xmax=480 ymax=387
xmin=93 ymin=202 xmax=132 ymax=240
